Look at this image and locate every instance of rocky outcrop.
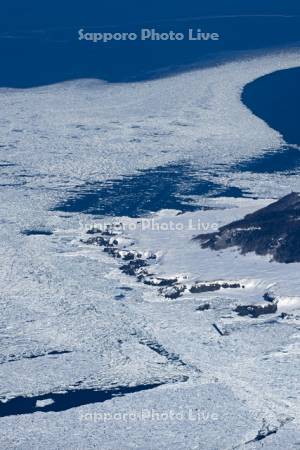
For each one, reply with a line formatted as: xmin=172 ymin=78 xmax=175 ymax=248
xmin=82 ymin=224 xmax=244 ymax=300
xmin=234 ymin=302 xmax=278 ymax=318
xmin=195 ymin=193 xmax=300 ymax=263
xmin=196 ymin=303 xmax=210 ymax=311
xmin=190 ymin=281 xmax=243 ymax=293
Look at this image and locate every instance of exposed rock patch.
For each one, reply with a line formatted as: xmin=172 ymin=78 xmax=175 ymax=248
xmin=234 ymin=302 xmax=278 ymax=318
xmin=196 ymin=303 xmax=211 ymax=311
xmin=190 ymin=281 xmax=243 ymax=294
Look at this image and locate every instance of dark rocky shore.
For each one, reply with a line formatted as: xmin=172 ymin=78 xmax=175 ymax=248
xmin=196 ymin=193 xmax=300 ymax=263
xmin=83 ymin=225 xmax=243 ymax=299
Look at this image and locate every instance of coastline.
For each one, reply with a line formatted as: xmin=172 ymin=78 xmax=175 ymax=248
xmin=242 ymin=66 xmax=300 ymax=145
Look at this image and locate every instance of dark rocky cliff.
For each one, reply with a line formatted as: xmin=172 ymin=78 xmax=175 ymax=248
xmin=195 ymin=193 xmax=300 ymax=263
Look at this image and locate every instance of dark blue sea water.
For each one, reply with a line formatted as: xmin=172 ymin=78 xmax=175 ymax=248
xmin=240 ymin=67 xmax=300 ymax=173
xmin=236 ymin=146 xmax=300 ymax=174
xmin=54 ymin=162 xmax=249 ymax=217
xmin=242 ymin=67 xmax=300 ymax=146
xmin=0 ymin=9 xmax=300 ymax=87
xmin=2 ymin=0 xmax=300 ymax=32
xmin=0 ymin=382 xmax=164 ymax=417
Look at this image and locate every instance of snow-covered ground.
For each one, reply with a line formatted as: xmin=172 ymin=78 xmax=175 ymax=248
xmin=1 ymin=49 xmax=300 ymax=449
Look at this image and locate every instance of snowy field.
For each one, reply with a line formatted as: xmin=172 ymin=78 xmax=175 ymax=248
xmin=0 ymin=49 xmax=300 ymax=449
